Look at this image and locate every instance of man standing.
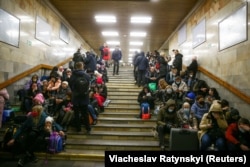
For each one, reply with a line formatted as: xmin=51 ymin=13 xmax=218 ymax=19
xmin=73 ymin=48 xmax=84 ymax=69
xmin=111 ymin=46 xmax=122 ymax=75
xmin=172 ymin=49 xmax=183 ymax=76
xmin=69 ymin=62 xmax=91 ymax=134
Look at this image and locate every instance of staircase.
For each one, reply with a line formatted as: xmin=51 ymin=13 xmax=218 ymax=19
xmin=0 ymin=65 xmax=159 ymax=162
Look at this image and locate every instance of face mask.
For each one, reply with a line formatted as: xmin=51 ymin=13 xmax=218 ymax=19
xmin=168 ymin=109 xmax=174 ymax=113
xmin=166 ymin=89 xmax=172 ymax=94
xmin=172 ymin=73 xmax=176 ymax=76
xmin=31 ymin=111 xmax=39 ymax=117
xmin=183 ymin=108 xmax=190 ymax=114
xmin=199 ymin=101 xmax=205 ymax=105
xmin=239 ymin=128 xmax=245 ymax=133
xmin=176 ymin=81 xmax=180 ymax=84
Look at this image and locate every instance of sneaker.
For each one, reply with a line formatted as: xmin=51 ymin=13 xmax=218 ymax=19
xmin=17 ymin=158 xmax=25 ymax=167
xmin=160 ymin=145 xmax=165 ymax=151
xmin=93 ymin=120 xmax=97 ymax=125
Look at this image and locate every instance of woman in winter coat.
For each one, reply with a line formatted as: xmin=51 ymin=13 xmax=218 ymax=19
xmin=198 ymin=102 xmax=228 ymax=151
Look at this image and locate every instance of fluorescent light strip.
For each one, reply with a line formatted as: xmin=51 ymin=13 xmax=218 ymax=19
xmin=130 ymin=41 xmax=143 ymax=46
xmin=106 ymin=41 xmax=120 ymax=45
xmin=129 ymin=48 xmax=141 ymax=52
xmin=131 ymin=17 xmax=152 ymax=23
xmin=102 ymin=31 xmax=119 ymax=36
xmin=95 ymin=15 xmax=116 ymax=23
xmin=130 ymin=32 xmax=146 ymax=37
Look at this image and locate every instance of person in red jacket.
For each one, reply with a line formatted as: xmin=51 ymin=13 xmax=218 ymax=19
xmin=225 ymin=118 xmax=250 ymax=151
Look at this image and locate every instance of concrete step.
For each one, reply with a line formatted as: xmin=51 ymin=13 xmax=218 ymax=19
xmin=107 ymin=95 xmax=137 ymax=100
xmin=107 ymin=103 xmax=139 ymax=108
xmin=90 ymin=123 xmax=154 ymax=132
xmin=107 ymin=87 xmax=141 ymax=91
xmin=97 ymin=117 xmax=156 ymax=125
xmin=66 ymin=131 xmax=157 ymax=141
xmin=0 ymin=149 xmax=105 ymax=161
xmin=104 ymin=106 xmax=139 ymax=113
xmin=65 ymin=139 xmax=160 ymax=151
xmin=99 ymin=112 xmax=139 ymax=118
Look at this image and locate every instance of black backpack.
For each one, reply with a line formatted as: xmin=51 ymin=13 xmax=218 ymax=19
xmin=3 ymin=124 xmax=20 ymax=151
xmin=74 ymin=75 xmax=90 ymax=95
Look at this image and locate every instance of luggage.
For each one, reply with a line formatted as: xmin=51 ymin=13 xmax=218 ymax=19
xmin=169 ymin=128 xmax=199 ymax=151
xmin=47 ymin=132 xmax=63 ymax=153
xmin=141 ymin=102 xmax=151 ymax=119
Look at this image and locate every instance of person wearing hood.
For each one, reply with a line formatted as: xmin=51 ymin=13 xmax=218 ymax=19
xmin=172 ymin=49 xmax=183 ymax=76
xmin=156 ymin=99 xmax=179 ymax=150
xmin=198 ymin=102 xmax=228 ymax=151
xmin=69 ymin=62 xmax=91 ymax=134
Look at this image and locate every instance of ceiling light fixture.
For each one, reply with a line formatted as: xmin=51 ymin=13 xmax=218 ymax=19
xmin=130 ymin=32 xmax=146 ymax=37
xmin=95 ymin=15 xmax=116 ymax=23
xmin=129 ymin=41 xmax=143 ymax=46
xmin=129 ymin=48 xmax=141 ymax=52
xmin=102 ymin=31 xmax=119 ymax=36
xmin=131 ymin=16 xmax=152 ymax=23
xmin=106 ymin=41 xmax=120 ymax=45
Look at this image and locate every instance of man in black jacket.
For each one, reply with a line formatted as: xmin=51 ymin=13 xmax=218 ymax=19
xmin=111 ymin=46 xmax=122 ymax=75
xmin=69 ymin=62 xmax=91 ymax=134
xmin=172 ymin=49 xmax=183 ymax=76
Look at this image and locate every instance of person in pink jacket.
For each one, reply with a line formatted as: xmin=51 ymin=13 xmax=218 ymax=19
xmin=0 ymin=88 xmax=10 ymax=128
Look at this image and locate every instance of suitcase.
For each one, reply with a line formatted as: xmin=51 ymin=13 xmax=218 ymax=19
xmin=169 ymin=128 xmax=199 ymax=151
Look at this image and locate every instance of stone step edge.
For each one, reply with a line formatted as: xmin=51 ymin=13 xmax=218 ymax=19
xmin=0 ymin=151 xmax=105 ymax=161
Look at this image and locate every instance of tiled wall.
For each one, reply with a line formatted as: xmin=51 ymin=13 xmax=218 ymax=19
xmin=0 ymin=0 xmax=92 ymax=81
xmin=168 ymin=0 xmax=250 ymax=117
xmin=0 ymin=0 xmax=91 ymax=103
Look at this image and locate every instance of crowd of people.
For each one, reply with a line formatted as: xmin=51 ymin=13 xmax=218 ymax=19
xmin=133 ymin=49 xmax=249 ymax=151
xmin=3 ymin=45 xmax=116 ymax=167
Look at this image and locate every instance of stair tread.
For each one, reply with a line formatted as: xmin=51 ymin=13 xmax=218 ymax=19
xmin=92 ymin=123 xmax=155 ymax=128
xmin=66 ymin=139 xmax=159 ymax=146
xmin=67 ymin=131 xmax=154 ymax=136
xmin=98 ymin=117 xmax=156 ymax=121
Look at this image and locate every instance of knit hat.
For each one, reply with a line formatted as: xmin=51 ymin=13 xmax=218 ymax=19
xmin=33 ymin=93 xmax=44 ymax=104
xmin=45 ymin=116 xmax=54 ymax=124
xmin=186 ymin=92 xmax=195 ymax=100
xmin=62 ymin=81 xmax=68 ymax=86
xmin=209 ymin=103 xmax=222 ymax=113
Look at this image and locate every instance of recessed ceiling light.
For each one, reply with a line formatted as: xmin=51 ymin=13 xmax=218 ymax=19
xmin=102 ymin=31 xmax=119 ymax=36
xmin=131 ymin=16 xmax=152 ymax=23
xmin=106 ymin=41 xmax=120 ymax=45
xmin=130 ymin=32 xmax=146 ymax=37
xmin=95 ymin=15 xmax=116 ymax=23
xmin=129 ymin=41 xmax=143 ymax=46
xmin=129 ymin=48 xmax=141 ymax=52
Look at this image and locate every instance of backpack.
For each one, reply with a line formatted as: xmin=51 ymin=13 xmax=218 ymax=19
xmin=2 ymin=124 xmax=20 ymax=151
xmin=48 ymin=132 xmax=63 ymax=153
xmin=74 ymin=75 xmax=90 ymax=95
xmin=141 ymin=103 xmax=151 ymax=119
